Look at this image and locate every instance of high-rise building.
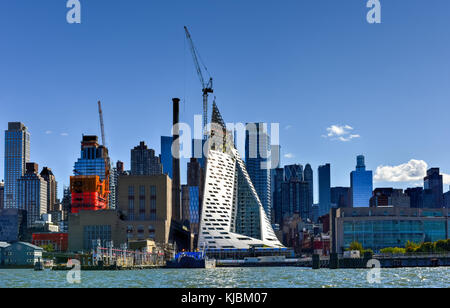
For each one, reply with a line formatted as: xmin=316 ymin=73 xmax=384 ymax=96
xmin=187 ymin=186 xmax=200 ymax=235
xmin=187 ymin=157 xmax=204 ymax=234
xmin=350 ymin=155 xmax=373 ymax=207
xmin=369 ymin=188 xmax=410 ymax=208
xmin=197 ymin=102 xmax=282 ymax=249
xmin=116 ymin=161 xmax=124 ymax=174
xmin=17 ymin=163 xmax=47 ymax=227
xmin=4 ymin=122 xmax=30 ymax=209
xmin=405 ymin=187 xmax=424 ymax=208
xmin=187 ymin=158 xmax=203 ymax=187
xmin=130 ymin=141 xmax=163 ymax=176
xmin=192 ymin=138 xmax=206 ymax=169
xmin=318 ymin=164 xmax=331 ymax=216
xmin=284 ymin=164 xmax=303 ymax=181
xmin=245 ymin=122 xmax=272 ymax=221
xmin=0 ymin=181 xmax=4 ymax=210
xmin=271 ymin=168 xmax=284 ymax=225
xmin=424 ymin=168 xmax=444 ymax=208
xmin=181 ymin=184 xmax=191 ymax=223
xmin=281 ymin=179 xmax=312 ymax=221
xmin=40 ymin=167 xmax=57 ymax=212
xmin=303 ymin=164 xmax=314 ymax=206
xmin=71 ymin=135 xmax=110 ymax=213
xmin=331 ymin=187 xmax=351 ymax=208
xmin=160 ymin=136 xmax=173 ymax=179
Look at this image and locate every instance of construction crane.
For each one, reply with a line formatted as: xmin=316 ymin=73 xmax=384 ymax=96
xmin=184 ymin=26 xmax=213 ymax=140
xmin=97 ymin=100 xmax=106 ymax=147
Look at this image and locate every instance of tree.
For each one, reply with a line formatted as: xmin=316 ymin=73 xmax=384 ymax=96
xmin=347 ymin=241 xmax=364 ymax=252
xmin=41 ymin=244 xmax=54 ymax=252
xmin=405 ymin=241 xmax=419 ymax=253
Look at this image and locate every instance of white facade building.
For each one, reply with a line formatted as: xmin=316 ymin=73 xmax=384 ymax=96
xmin=197 ymin=103 xmax=283 ymax=250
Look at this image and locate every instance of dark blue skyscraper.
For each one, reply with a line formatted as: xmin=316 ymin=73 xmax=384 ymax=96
xmin=350 ymin=155 xmax=373 ymax=207
xmin=160 ymin=136 xmax=173 ymax=179
xmin=303 ymin=164 xmax=314 ymax=208
xmin=271 ymin=167 xmax=284 ymax=225
xmin=245 ymin=123 xmax=272 ymax=221
xmin=284 ymin=164 xmax=303 ymax=181
xmin=318 ymin=164 xmax=331 ymax=216
xmin=424 ymin=168 xmax=444 ymax=208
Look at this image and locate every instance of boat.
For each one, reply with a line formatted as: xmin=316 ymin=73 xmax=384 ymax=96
xmin=34 ymin=258 xmax=44 ymax=271
xmin=166 ymin=251 xmax=216 ymax=269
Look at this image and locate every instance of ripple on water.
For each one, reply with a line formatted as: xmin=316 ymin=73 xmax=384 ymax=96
xmin=0 ymin=267 xmax=449 ymax=288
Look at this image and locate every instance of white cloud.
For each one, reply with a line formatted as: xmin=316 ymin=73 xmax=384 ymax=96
xmin=284 ymin=153 xmax=294 ymax=159
xmin=45 ymin=130 xmax=52 ymax=135
xmin=323 ymin=125 xmax=360 ymax=142
xmin=60 ymin=133 xmax=69 ymax=137
xmin=374 ymin=159 xmax=450 ymax=185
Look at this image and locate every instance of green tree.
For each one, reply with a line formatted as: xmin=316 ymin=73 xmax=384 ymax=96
xmin=41 ymin=244 xmax=54 ymax=252
xmin=405 ymin=241 xmax=419 ymax=253
xmin=347 ymin=241 xmax=364 ymax=252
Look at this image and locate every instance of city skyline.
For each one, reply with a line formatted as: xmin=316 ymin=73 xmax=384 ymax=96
xmin=1 ymin=1 xmax=450 ymax=200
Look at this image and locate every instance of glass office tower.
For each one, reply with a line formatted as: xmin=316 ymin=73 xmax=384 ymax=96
xmin=350 ymin=155 xmax=373 ymax=207
xmin=160 ymin=136 xmax=173 ymax=179
xmin=245 ymin=123 xmax=272 ymax=222
xmin=4 ymin=122 xmax=30 ymax=209
xmin=318 ymin=163 xmax=331 ymax=216
xmin=424 ymin=168 xmax=444 ymax=208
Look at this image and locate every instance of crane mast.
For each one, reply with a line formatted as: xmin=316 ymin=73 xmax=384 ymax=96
xmin=184 ymin=26 xmax=213 ymax=140
xmin=98 ymin=100 xmax=106 ymax=147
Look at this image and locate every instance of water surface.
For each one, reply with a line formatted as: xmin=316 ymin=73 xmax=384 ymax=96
xmin=0 ymin=267 xmax=448 ymax=288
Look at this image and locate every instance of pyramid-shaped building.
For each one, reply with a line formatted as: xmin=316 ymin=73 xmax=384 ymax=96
xmin=197 ymin=102 xmax=283 ymax=249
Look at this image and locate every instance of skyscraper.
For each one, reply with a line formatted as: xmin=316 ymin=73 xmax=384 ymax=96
xmin=187 ymin=157 xmax=204 ymax=235
xmin=245 ymin=122 xmax=272 ymax=221
xmin=40 ymin=167 xmax=57 ymax=212
xmin=424 ymin=168 xmax=444 ymax=208
xmin=160 ymin=136 xmax=173 ymax=179
xmin=271 ymin=167 xmax=284 ymax=225
xmin=281 ymin=179 xmax=312 ymax=221
xmin=405 ymin=187 xmax=424 ymax=209
xmin=17 ymin=163 xmax=47 ymax=227
xmin=350 ymin=155 xmax=373 ymax=207
xmin=303 ymin=164 xmax=314 ymax=211
xmin=284 ymin=164 xmax=303 ymax=181
xmin=130 ymin=141 xmax=163 ymax=176
xmin=318 ymin=164 xmax=331 ymax=216
xmin=4 ymin=122 xmax=30 ymax=209
xmin=71 ymin=135 xmax=110 ymax=213
xmin=331 ymin=187 xmax=351 ymax=208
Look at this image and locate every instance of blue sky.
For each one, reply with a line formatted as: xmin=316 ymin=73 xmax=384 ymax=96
xmin=1 ymin=0 xmax=450 ymax=200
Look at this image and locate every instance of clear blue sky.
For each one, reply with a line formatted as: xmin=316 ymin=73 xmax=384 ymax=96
xmin=1 ymin=0 xmax=450 ymax=200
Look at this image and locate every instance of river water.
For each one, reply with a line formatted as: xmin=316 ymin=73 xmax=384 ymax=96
xmin=0 ymin=267 xmax=448 ymax=288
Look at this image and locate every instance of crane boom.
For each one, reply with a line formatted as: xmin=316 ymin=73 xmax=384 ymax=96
xmin=184 ymin=26 xmax=213 ymax=140
xmin=98 ymin=100 xmax=106 ymax=147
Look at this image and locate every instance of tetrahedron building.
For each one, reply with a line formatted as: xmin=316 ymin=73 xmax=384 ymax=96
xmin=198 ymin=103 xmax=283 ymax=249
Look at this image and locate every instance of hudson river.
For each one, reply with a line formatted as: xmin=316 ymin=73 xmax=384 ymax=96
xmin=0 ymin=267 xmax=448 ymax=288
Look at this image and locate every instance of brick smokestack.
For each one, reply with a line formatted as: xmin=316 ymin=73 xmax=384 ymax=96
xmin=172 ymin=98 xmax=182 ymax=222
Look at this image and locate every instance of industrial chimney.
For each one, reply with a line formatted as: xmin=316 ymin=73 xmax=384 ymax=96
xmin=172 ymin=98 xmax=182 ymax=222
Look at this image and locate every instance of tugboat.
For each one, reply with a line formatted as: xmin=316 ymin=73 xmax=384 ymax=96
xmin=166 ymin=249 xmax=216 ymax=269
